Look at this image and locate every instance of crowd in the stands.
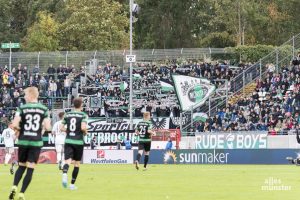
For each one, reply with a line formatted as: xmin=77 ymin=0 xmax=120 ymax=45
xmin=0 ymin=63 xmax=83 ymax=129
xmin=81 ymin=60 xmax=243 ymax=118
xmin=1 ymin=58 xmax=298 ymax=134
xmin=195 ymin=60 xmax=300 ymax=134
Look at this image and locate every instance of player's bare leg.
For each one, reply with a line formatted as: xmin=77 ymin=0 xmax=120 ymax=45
xmin=60 ymin=145 xmax=65 ymax=170
xmin=4 ymin=151 xmax=12 ymax=166
xmin=10 ymin=160 xmax=18 ymax=175
xmin=135 ymin=150 xmax=143 ymax=170
xmin=62 ymin=158 xmax=72 ymax=188
xmin=56 ymin=145 xmax=65 ymax=170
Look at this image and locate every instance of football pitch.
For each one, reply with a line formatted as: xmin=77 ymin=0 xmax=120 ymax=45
xmin=0 ymin=164 xmax=299 ymax=200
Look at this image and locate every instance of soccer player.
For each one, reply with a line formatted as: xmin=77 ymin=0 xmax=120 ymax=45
xmin=52 ymin=112 xmax=66 ymax=170
xmin=135 ymin=112 xmax=155 ymax=170
xmin=8 ymin=87 xmax=51 ymax=200
xmin=3 ymin=122 xmax=16 ymax=166
xmin=61 ymin=97 xmax=88 ymax=190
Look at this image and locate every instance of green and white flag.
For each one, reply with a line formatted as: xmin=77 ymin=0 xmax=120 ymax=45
xmin=193 ymin=113 xmax=208 ymax=123
xmin=160 ymin=81 xmax=174 ymax=92
xmin=172 ymin=74 xmax=215 ymax=111
xmin=133 ymin=74 xmax=142 ymax=80
xmin=120 ymin=81 xmax=128 ymax=92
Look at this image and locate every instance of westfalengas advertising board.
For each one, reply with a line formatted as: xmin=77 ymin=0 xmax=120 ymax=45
xmin=83 ymin=150 xmax=133 ymax=164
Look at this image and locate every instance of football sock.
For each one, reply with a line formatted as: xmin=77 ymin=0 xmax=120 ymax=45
xmin=144 ymin=155 xmax=149 ymax=168
xmin=136 ymin=153 xmax=142 ymax=162
xmin=63 ymin=164 xmax=69 ymax=174
xmin=20 ymin=168 xmax=34 ymax=193
xmin=13 ymin=166 xmax=26 ymax=186
xmin=71 ymin=167 xmax=79 ymax=184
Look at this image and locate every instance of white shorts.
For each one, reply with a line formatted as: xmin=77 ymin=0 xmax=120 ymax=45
xmin=55 ymin=144 xmax=64 ymax=153
xmin=5 ymin=147 xmax=14 ymax=154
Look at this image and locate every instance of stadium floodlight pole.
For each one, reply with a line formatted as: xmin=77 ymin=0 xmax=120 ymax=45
xmin=129 ymin=0 xmax=133 ymax=130
xmin=9 ymin=41 xmax=12 ymax=72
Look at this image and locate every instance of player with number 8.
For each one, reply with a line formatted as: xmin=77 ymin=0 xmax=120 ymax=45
xmin=60 ymin=97 xmax=88 ymax=190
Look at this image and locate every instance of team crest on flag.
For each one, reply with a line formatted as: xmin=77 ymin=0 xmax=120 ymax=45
xmin=172 ymin=75 xmax=215 ymax=111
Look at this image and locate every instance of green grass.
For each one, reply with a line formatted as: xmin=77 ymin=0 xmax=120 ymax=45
xmin=0 ymin=164 xmax=299 ymax=200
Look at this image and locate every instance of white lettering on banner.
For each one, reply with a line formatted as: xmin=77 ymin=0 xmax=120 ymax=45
xmin=86 ymin=132 xmax=139 ymax=145
xmin=236 ymin=134 xmax=243 ymax=149
xmin=260 ymin=135 xmax=267 ymax=148
xmin=178 ymin=150 xmax=229 ymax=164
xmin=195 ymin=133 xmax=268 ymax=149
xmin=83 ymin=150 xmax=133 ymax=164
xmin=197 ymin=135 xmax=225 ymax=149
xmin=244 ymin=135 xmax=251 ymax=148
xmin=48 ymin=134 xmax=55 ymax=145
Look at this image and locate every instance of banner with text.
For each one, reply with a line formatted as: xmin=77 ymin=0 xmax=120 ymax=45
xmin=137 ymin=149 xmax=299 ymax=164
xmin=40 ymin=118 xmax=171 ymax=147
xmin=83 ymin=150 xmax=133 ymax=164
xmin=195 ymin=132 xmax=268 ymax=149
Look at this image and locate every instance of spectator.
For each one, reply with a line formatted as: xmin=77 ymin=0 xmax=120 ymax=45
xmin=49 ymin=80 xmax=57 ymax=97
xmin=48 ymin=80 xmax=57 ymax=108
xmin=124 ymin=138 xmax=132 ymax=150
xmin=47 ymin=64 xmax=56 ymax=79
xmin=56 ymin=80 xmax=63 ymax=98
xmin=165 ymin=137 xmax=173 ymax=150
xmin=32 ymin=65 xmax=39 ymax=75
xmin=90 ymin=136 xmax=97 ymax=149
xmin=64 ymin=76 xmax=71 ymax=96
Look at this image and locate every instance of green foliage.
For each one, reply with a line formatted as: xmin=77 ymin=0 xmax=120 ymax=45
xmin=22 ymin=12 xmax=59 ymax=51
xmin=135 ymin=0 xmax=203 ymax=49
xmin=135 ymin=0 xmax=300 ymax=48
xmin=59 ymin=0 xmax=129 ymax=51
xmin=200 ymin=32 xmax=236 ymax=48
xmin=227 ymin=44 xmax=295 ymax=63
xmin=227 ymin=45 xmax=274 ymax=62
xmin=0 ymin=0 xmax=12 ymax=42
xmin=1 ymin=0 xmax=300 ymax=51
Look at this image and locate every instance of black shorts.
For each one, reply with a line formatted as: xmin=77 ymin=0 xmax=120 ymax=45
xmin=138 ymin=142 xmax=151 ymax=152
xmin=64 ymin=143 xmax=84 ymax=161
xmin=18 ymin=146 xmax=41 ymax=164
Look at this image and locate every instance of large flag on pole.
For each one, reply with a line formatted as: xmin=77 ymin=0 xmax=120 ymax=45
xmin=172 ymin=74 xmax=215 ymax=111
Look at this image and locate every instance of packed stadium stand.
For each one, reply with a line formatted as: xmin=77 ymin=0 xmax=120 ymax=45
xmin=0 ymin=57 xmax=299 ymax=134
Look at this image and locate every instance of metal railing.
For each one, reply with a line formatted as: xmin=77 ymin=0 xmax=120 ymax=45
xmin=203 ymin=33 xmax=300 ymax=114
xmin=0 ymin=48 xmax=232 ymax=73
xmin=228 ymin=33 xmax=300 ymax=97
xmin=180 ymin=33 xmax=300 ymax=133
